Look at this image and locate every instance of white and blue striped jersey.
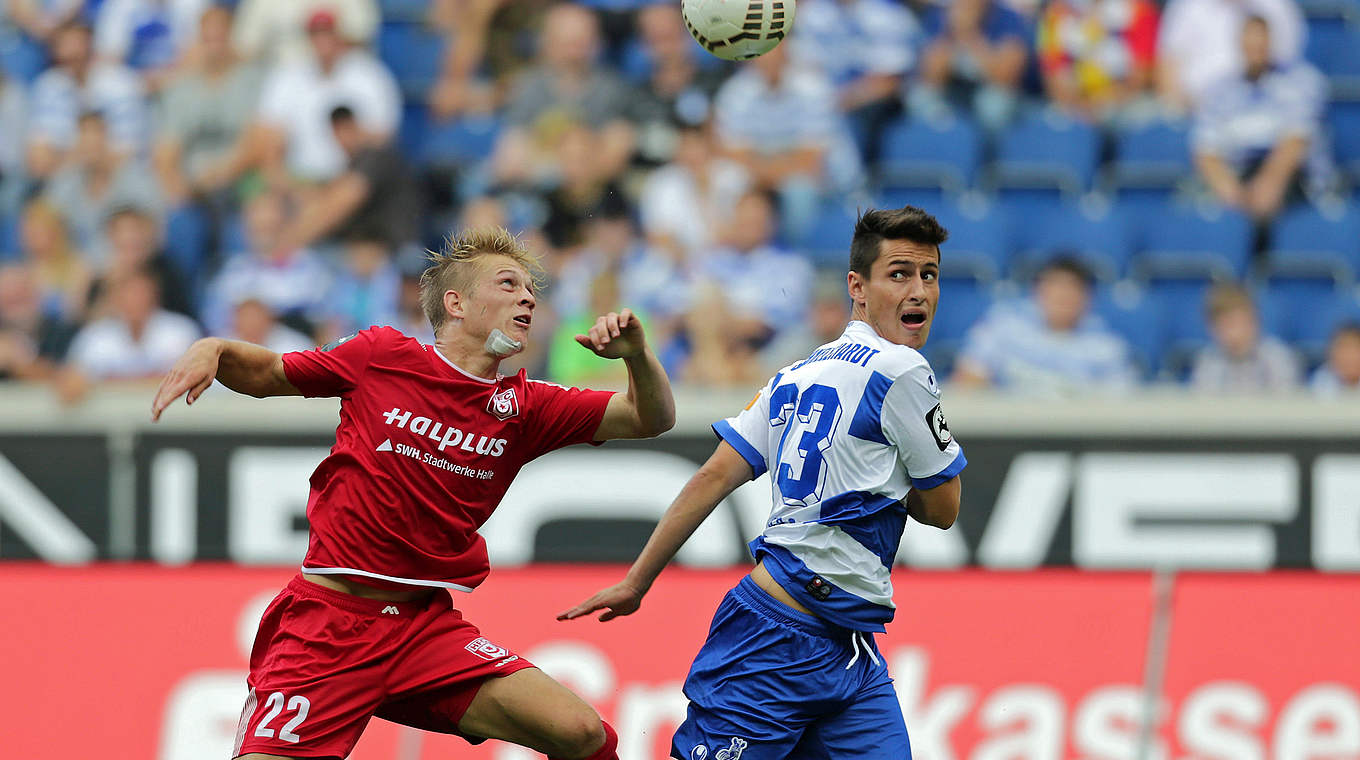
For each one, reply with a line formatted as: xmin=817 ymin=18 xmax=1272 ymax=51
xmin=714 ymin=320 xmax=966 ymax=632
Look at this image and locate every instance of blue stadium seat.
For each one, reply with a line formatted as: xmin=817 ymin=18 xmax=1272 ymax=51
xmin=930 ymin=200 xmax=1009 ymax=282
xmin=1108 ymin=121 xmax=1191 ymax=191
xmin=1331 ymin=101 xmax=1360 ymax=179
xmin=422 ymin=113 xmax=502 ymax=167
xmin=802 ymin=201 xmax=859 ymax=268
xmin=991 ymin=111 xmax=1100 ymax=195
xmin=0 ymin=30 xmax=47 ymax=83
xmin=1305 ymin=15 xmax=1354 ymax=72
xmin=1330 ymin=34 xmax=1360 ymax=98
xmin=1145 ymin=278 xmax=1215 ymax=380
xmin=1015 ymin=202 xmax=1134 ymax=282
xmin=164 ymin=205 xmax=209 ymax=278
xmin=380 ymin=0 xmax=431 ymax=22
xmin=377 ymin=22 xmax=447 ymax=100
xmin=1131 ymin=206 xmax=1254 ymax=281
xmin=925 ymin=277 xmax=994 ymax=376
xmin=397 ymin=102 xmax=428 ymax=160
xmin=875 ymin=187 xmax=946 ymax=212
xmin=0 ymin=213 xmax=17 ymax=260
xmin=1093 ymin=284 xmax=1167 ymax=378
xmin=876 ymin=116 xmax=983 ymax=194
xmin=1266 ymin=203 xmax=1360 ymax=282
xmin=1260 ymin=282 xmax=1360 ymax=361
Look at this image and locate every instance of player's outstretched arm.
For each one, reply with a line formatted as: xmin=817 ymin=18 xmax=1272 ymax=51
xmin=151 ymin=338 xmax=300 ymax=421
xmin=558 ymin=441 xmax=752 ymax=622
xmin=577 ymin=308 xmax=676 ymax=440
xmin=906 ymin=475 xmax=961 ymax=530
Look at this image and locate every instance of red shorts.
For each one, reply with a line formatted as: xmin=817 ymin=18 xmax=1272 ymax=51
xmin=232 ymin=574 xmax=535 ymax=759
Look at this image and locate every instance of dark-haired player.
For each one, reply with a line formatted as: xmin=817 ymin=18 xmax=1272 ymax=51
xmin=152 ymin=228 xmax=674 ymax=760
xmin=562 ymin=206 xmax=965 ymax=759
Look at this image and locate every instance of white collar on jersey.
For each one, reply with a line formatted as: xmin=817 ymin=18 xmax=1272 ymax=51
xmin=430 ymin=346 xmax=500 ymax=384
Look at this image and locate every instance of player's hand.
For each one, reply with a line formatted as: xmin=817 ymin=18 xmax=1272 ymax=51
xmin=556 ymin=581 xmax=645 ymax=623
xmin=151 ymin=338 xmax=223 ymax=421
xmin=575 ymin=309 xmax=646 ymax=360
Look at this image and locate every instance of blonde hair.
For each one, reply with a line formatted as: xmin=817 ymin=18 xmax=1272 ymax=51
xmin=419 ymin=227 xmax=544 ymax=333
xmin=1205 ymin=282 xmax=1256 ymax=322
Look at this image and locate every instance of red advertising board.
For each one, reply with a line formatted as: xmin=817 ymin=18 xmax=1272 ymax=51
xmin=1 ymin=565 xmax=1356 ymax=759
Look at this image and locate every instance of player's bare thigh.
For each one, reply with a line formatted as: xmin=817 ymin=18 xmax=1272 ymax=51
xmin=458 ymin=667 xmax=606 ymax=759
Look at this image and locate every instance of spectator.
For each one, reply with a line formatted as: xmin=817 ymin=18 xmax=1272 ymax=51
xmin=712 ymin=43 xmax=861 ymax=240
xmin=790 ymin=0 xmax=919 ymax=163
xmin=697 ymin=190 xmax=813 ymax=356
xmin=1036 ymin=0 xmax=1160 ymax=124
xmin=232 ymin=0 xmax=377 ymax=64
xmin=426 ymin=0 xmax=501 ymax=121
xmin=1192 ymin=15 xmax=1329 ymax=222
xmin=0 ymin=72 xmax=26 ymax=215
xmin=27 ymin=21 xmax=149 ymax=179
xmin=227 ymin=295 xmax=314 ymax=353
xmin=17 ymin=198 xmax=90 ymax=322
xmin=0 ymin=262 xmax=77 ymax=381
xmin=953 ymin=255 xmax=1137 ymax=394
xmin=547 ymin=268 xmax=633 ymax=388
xmin=1157 ymin=0 xmax=1303 ymax=112
xmin=253 ymin=7 xmax=400 ymax=183
xmin=1190 ymin=282 xmax=1300 ymax=391
xmin=911 ymin=0 xmax=1030 ymax=132
xmin=320 ymin=238 xmax=401 ymax=340
xmin=538 ymin=125 xmax=629 ymax=251
xmin=492 ymin=3 xmax=636 ymax=187
xmin=626 ymin=2 xmax=728 ymax=167
xmin=274 ymin=105 xmax=421 ymax=256
xmin=42 ymin=110 xmax=162 ymax=260
xmin=57 ymin=264 xmax=201 ymax=402
xmin=677 ymin=281 xmax=766 ymax=388
xmin=638 ymin=119 xmax=750 ymax=261
xmin=5 ymin=0 xmax=82 ymax=43
xmin=1311 ymin=322 xmax=1360 ymax=397
xmin=93 ymin=0 xmax=209 ymax=87
xmin=93 ymin=204 xmax=193 ymax=318
xmin=151 ymin=4 xmax=265 ymax=207
xmin=761 ymin=273 xmax=852 ymax=372
xmin=199 ymin=191 xmax=331 ymax=335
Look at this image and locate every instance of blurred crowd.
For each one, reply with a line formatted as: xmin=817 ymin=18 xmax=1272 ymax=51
xmin=1 ymin=0 xmax=1359 ymax=402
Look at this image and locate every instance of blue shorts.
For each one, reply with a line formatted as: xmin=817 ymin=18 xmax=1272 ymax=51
xmin=671 ymin=576 xmax=911 ymax=760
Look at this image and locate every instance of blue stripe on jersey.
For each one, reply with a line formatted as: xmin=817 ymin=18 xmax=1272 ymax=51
xmin=751 ymin=539 xmax=891 ymax=632
xmin=911 ymin=450 xmax=968 ymax=490
xmin=817 ymin=492 xmax=909 ymax=568
xmin=713 ymin=420 xmax=768 ymax=478
xmin=847 ymin=370 xmax=893 ymax=444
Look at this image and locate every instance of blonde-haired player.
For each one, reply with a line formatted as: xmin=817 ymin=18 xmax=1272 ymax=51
xmin=152 ymin=227 xmax=674 ymax=760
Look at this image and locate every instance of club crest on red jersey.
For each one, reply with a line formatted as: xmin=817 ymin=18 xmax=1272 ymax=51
xmin=487 ymin=387 xmax=519 ymax=420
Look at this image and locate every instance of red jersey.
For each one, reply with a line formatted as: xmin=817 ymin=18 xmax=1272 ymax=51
xmin=280 ymin=326 xmax=614 ymax=591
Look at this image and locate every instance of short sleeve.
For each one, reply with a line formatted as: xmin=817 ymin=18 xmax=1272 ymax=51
xmin=281 ymin=326 xmax=382 ymax=397
xmin=712 ymin=377 xmax=776 ymax=479
xmin=882 ymin=363 xmax=966 ymax=490
xmin=523 ymin=380 xmax=616 ymax=457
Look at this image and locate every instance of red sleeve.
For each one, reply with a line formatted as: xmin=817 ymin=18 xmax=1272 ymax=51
xmin=523 ymin=379 xmax=616 ymax=457
xmin=281 ymin=326 xmax=385 ymax=397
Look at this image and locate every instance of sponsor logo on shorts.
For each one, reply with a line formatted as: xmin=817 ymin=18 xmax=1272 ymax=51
xmin=716 ymin=737 xmax=748 ymax=760
xmin=690 ymin=745 xmax=708 ymax=760
xmin=465 ymin=637 xmax=510 ymax=661
xmin=381 ymin=605 xmax=400 ymax=615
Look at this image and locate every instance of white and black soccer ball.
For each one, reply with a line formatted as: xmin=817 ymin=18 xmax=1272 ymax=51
xmin=681 ymin=0 xmax=795 ymax=61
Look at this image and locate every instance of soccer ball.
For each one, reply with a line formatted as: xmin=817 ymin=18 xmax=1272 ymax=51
xmin=681 ymin=0 xmax=795 ymax=61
